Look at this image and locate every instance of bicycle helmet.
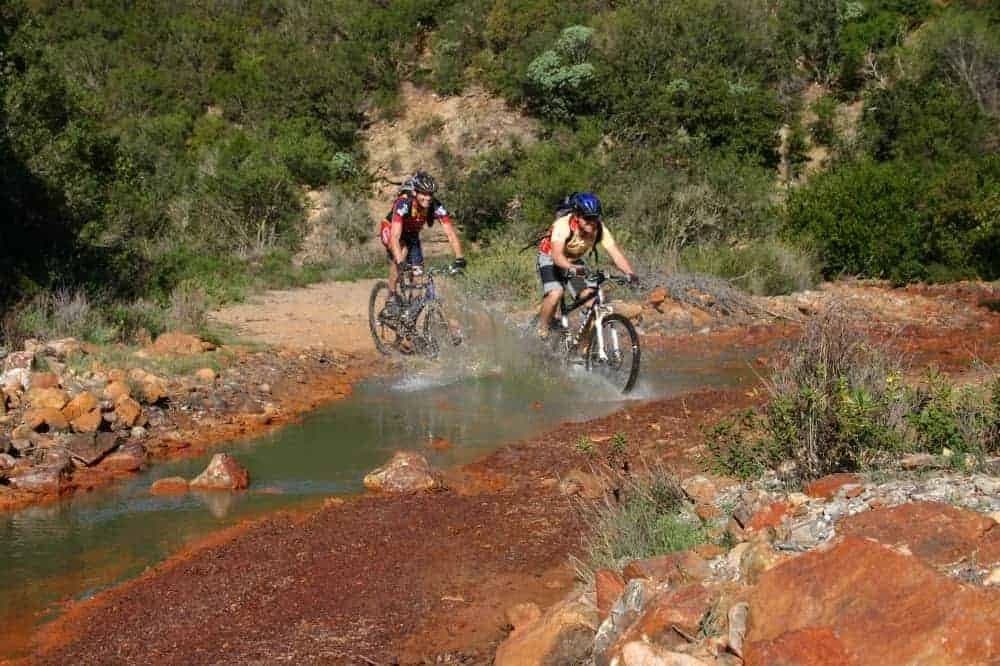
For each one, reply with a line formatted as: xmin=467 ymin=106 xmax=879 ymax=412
xmin=570 ymin=192 xmax=602 ymax=219
xmin=410 ymin=170 xmax=438 ymax=194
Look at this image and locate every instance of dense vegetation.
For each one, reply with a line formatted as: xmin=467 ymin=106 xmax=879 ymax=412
xmin=1 ymin=0 xmax=997 ymax=342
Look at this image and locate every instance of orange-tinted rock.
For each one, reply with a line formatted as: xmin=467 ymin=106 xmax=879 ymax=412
xmin=746 ymin=501 xmax=793 ymax=532
xmin=103 ymin=381 xmax=131 ymax=401
xmin=558 ymin=469 xmax=605 ymax=498
xmin=617 ymin=583 xmax=714 ymax=648
xmin=745 ymin=627 xmax=858 ymax=666
xmin=195 ymin=368 xmax=217 ymax=383
xmin=62 ymin=391 xmax=98 ymax=422
xmin=747 ymin=536 xmax=1000 ymax=664
xmin=9 ymin=465 xmax=70 ymax=494
xmin=151 ymin=331 xmax=215 ymax=355
xmin=804 ymin=473 xmax=862 ymax=500
xmin=494 ymin=598 xmax=596 ymax=665
xmin=505 ymin=602 xmax=542 ymax=631
xmin=26 ymin=387 xmax=69 ymax=410
xmin=695 ymin=502 xmax=720 ymax=520
xmin=29 ymin=372 xmax=61 ymax=389
xmin=100 ymin=442 xmax=146 ymax=472
xmin=66 ymin=433 xmax=121 ymax=466
xmin=623 ymin=549 xmax=710 ymax=584
xmin=837 ymin=501 xmax=996 ymax=568
xmin=114 ymin=396 xmax=143 ymax=428
xmin=25 ymin=407 xmax=69 ymax=432
xmin=190 ymin=453 xmax=249 ymax=491
xmin=648 ymin=287 xmax=668 ymax=308
xmin=363 ymin=451 xmax=438 ymax=493
xmin=71 ymin=408 xmax=103 ymax=434
xmin=681 ymin=474 xmax=721 ymax=505
xmin=595 ymin=569 xmax=625 ymax=621
xmin=150 ymin=477 xmax=189 ymax=495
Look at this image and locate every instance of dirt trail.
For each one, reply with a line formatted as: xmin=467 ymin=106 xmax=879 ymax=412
xmin=209 ymin=279 xmax=380 ymax=354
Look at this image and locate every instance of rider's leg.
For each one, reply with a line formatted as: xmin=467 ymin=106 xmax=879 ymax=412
xmin=537 ymin=288 xmax=563 ymax=338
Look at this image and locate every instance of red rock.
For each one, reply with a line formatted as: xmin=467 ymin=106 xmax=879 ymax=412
xmin=67 ymin=433 xmax=121 ymax=466
xmin=190 ymin=453 xmax=249 ymax=490
xmin=804 ymin=473 xmax=861 ymax=500
xmin=505 ymin=602 xmax=542 ymax=631
xmin=695 ymin=502 xmax=720 ymax=520
xmin=70 ymin=408 xmax=103 ymax=434
xmin=745 ymin=627 xmax=858 ymax=666
xmin=558 ymin=469 xmax=605 ymax=498
xmin=25 ymin=407 xmax=69 ymax=432
xmin=693 ymin=543 xmax=725 ymax=559
xmin=648 ymin=287 xmax=668 ymax=308
xmin=150 ymin=331 xmax=215 ymax=355
xmin=100 ymin=442 xmax=147 ymax=472
xmin=623 ymin=549 xmax=710 ymax=584
xmin=194 ymin=367 xmax=217 ymax=383
xmin=26 ymin=387 xmax=69 ymax=410
xmin=494 ymin=598 xmax=597 ymax=665
xmin=978 ymin=525 xmax=1000 ymax=567
xmin=103 ymin=381 xmax=131 ymax=401
xmin=837 ymin=501 xmax=996 ymax=568
xmin=746 ymin=501 xmax=792 ymax=532
xmin=29 ymin=372 xmax=61 ymax=389
xmin=150 ymin=477 xmax=189 ymax=495
xmin=363 ymin=451 xmax=438 ymax=493
xmin=595 ymin=569 xmax=625 ymax=621
xmin=610 ymin=584 xmax=715 ymax=654
xmin=62 ymin=391 xmax=98 ymax=422
xmin=114 ymin=396 xmax=143 ymax=428
xmin=8 ymin=465 xmax=70 ymax=494
xmin=681 ymin=474 xmax=721 ymax=505
xmin=747 ymin=536 xmax=1000 ymax=664
xmin=3 ymin=351 xmax=34 ymax=372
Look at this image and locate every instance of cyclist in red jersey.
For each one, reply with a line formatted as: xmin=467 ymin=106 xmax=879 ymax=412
xmin=378 ymin=171 xmax=465 ymax=318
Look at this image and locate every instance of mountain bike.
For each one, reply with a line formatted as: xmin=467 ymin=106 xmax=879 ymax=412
xmin=369 ymin=264 xmax=462 ymax=357
xmin=540 ymin=269 xmax=641 ymax=393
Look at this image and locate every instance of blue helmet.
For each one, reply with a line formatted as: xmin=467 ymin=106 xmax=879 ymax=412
xmin=570 ymin=192 xmax=602 ymax=218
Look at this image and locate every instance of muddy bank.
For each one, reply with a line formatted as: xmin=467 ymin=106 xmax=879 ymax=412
xmin=27 ymin=388 xmax=757 ymax=664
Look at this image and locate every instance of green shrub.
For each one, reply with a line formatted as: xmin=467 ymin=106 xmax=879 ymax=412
xmin=680 ymin=239 xmax=819 ymax=296
xmin=576 ymin=466 xmax=706 ymax=577
xmin=809 ymin=95 xmax=839 ymax=146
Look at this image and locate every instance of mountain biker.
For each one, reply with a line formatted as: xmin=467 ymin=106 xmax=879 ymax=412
xmin=379 ymin=170 xmax=466 ymax=319
xmin=536 ymin=192 xmax=637 ymax=338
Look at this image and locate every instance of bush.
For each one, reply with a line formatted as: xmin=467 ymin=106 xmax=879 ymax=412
xmin=680 ymin=238 xmax=819 ymax=296
xmin=809 ymin=95 xmax=839 ymax=146
xmin=524 ymin=26 xmax=597 ymax=120
xmin=576 ymin=466 xmax=706 ymax=578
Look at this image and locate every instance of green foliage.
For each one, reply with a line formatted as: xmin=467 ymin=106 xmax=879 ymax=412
xmin=680 ymin=239 xmax=820 ymax=296
xmin=810 ymin=96 xmax=839 ymax=146
xmin=578 ymin=467 xmax=706 ymax=574
xmin=524 ymin=26 xmax=597 ymax=120
xmin=705 ymin=409 xmax=780 ymax=479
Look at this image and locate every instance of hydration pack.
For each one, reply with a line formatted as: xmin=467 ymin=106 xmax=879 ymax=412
xmin=522 ymin=193 xmax=602 ymax=260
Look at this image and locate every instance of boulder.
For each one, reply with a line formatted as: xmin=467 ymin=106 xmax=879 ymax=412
xmin=647 ymin=287 xmax=669 ymax=308
xmin=100 ymin=441 xmax=147 ymax=472
xmin=151 ymin=331 xmax=215 ymax=355
xmin=3 ymin=351 xmax=34 ymax=372
xmin=66 ymin=433 xmax=122 ymax=467
xmin=836 ymin=501 xmax=997 ymax=568
xmin=615 ymin=302 xmax=644 ymax=321
xmin=25 ymin=407 xmax=69 ymax=432
xmin=594 ymin=579 xmax=651 ymax=664
xmin=363 ymin=451 xmax=439 ymax=493
xmin=43 ymin=338 xmax=83 ymax=359
xmin=62 ymin=391 xmax=99 ymax=421
xmin=494 ymin=597 xmax=597 ymax=666
xmin=595 ymin=569 xmax=626 ymax=621
xmin=746 ymin=536 xmax=1000 ymax=664
xmin=620 ymin=643 xmax=709 ymax=666
xmin=29 ymin=372 xmax=61 ymax=390
xmin=900 ymin=452 xmax=939 ymax=470
xmin=804 ymin=473 xmax=862 ymax=500
xmin=623 ymin=549 xmax=710 ymax=585
xmin=103 ymin=381 xmax=131 ymax=401
xmin=739 ymin=540 xmax=786 ymax=585
xmin=609 ymin=584 xmax=715 ymax=654
xmin=128 ymin=370 xmax=168 ymax=404
xmin=680 ymin=474 xmax=721 ymax=505
xmin=505 ymin=602 xmax=542 ymax=631
xmin=195 ymin=368 xmax=217 ymax=383
xmin=9 ymin=465 xmax=70 ymax=494
xmin=70 ymin=409 xmax=103 ymax=434
xmin=113 ymin=395 xmax=144 ymax=428
xmin=746 ymin=501 xmax=793 ymax=532
xmin=150 ymin=476 xmax=190 ymax=495
xmin=745 ymin=627 xmax=857 ymax=666
xmin=26 ymin=387 xmax=70 ymax=410
xmin=190 ymin=453 xmax=249 ymax=491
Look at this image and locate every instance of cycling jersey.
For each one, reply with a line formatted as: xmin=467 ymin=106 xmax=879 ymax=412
xmin=385 ymin=194 xmax=453 ymax=235
xmin=538 ymin=214 xmax=616 ymax=259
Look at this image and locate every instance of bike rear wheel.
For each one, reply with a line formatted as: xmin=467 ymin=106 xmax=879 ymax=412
xmin=585 ymin=313 xmax=640 ymax=393
xmin=368 ymin=281 xmax=400 ymax=355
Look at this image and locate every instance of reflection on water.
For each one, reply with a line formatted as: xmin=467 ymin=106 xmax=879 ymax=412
xmin=0 ymin=307 xmax=756 ymax=658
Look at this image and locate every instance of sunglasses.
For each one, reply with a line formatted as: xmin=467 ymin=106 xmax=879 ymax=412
xmin=581 ymin=215 xmax=601 ymax=223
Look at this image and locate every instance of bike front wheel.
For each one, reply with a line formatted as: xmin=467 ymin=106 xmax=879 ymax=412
xmin=368 ymin=281 xmax=400 ymax=355
xmin=415 ymin=301 xmax=452 ymax=358
xmin=585 ymin=313 xmax=641 ymax=393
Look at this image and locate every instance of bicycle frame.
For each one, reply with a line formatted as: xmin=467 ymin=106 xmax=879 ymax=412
xmin=556 ymin=273 xmax=616 ymax=360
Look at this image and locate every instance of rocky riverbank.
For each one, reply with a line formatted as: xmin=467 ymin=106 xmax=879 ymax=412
xmin=0 ymin=331 xmax=374 ymax=512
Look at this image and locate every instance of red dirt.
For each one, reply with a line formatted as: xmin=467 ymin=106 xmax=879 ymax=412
xmin=25 ymin=388 xmax=755 ymax=665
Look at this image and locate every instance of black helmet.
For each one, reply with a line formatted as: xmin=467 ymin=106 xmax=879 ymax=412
xmin=410 ymin=170 xmax=438 ymax=194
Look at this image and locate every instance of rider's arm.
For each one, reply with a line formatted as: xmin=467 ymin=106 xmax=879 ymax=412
xmin=599 ymin=227 xmax=635 ymax=276
xmin=440 ymin=217 xmax=464 ymax=259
